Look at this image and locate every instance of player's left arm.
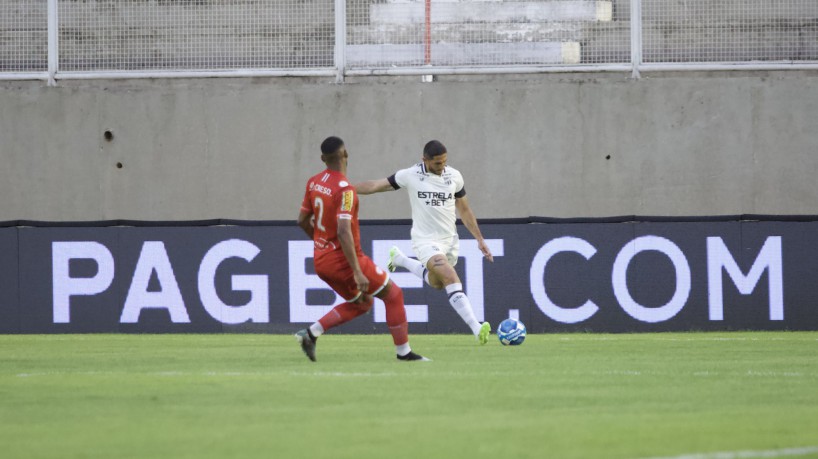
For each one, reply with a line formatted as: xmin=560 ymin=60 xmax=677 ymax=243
xmin=297 ymin=209 xmax=314 ymax=239
xmin=455 ymin=196 xmax=494 ymax=262
xmin=337 ymin=216 xmax=369 ymax=296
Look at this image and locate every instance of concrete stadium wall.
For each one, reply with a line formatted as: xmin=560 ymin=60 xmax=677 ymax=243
xmin=1 ymin=71 xmax=817 ymax=221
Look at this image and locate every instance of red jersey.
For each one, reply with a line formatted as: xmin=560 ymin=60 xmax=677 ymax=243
xmin=300 ymin=169 xmax=362 ymax=259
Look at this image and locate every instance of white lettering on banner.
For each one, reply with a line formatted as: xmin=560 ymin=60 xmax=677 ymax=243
xmin=372 ymin=240 xmax=427 ymax=322
xmin=612 ymin=236 xmax=691 ymax=323
xmin=198 ymin=239 xmax=269 ymax=324
xmin=47 ymin=234 xmax=787 ymax=327
xmin=530 ymin=237 xmax=600 ymax=324
xmin=707 ymin=236 xmax=784 ymax=320
xmin=288 ymin=240 xmax=342 ymax=322
xmin=530 ymin=235 xmax=785 ymax=324
xmin=121 ymin=241 xmax=190 ymax=323
xmin=52 ymin=241 xmax=115 ymax=324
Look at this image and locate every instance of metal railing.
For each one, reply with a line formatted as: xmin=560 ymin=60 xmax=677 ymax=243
xmin=1 ymin=0 xmax=816 ymax=85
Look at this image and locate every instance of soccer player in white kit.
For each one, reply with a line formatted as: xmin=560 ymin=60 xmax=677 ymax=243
xmin=355 ymin=140 xmax=493 ymax=344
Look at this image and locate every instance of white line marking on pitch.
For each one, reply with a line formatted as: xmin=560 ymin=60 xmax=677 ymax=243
xmin=639 ymin=446 xmax=818 ymax=459
xmin=745 ymin=371 xmax=805 ymax=377
xmin=288 ymin=371 xmax=398 ymax=378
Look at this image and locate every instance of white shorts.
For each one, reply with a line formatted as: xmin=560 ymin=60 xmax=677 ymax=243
xmin=412 ymin=234 xmax=459 ymax=268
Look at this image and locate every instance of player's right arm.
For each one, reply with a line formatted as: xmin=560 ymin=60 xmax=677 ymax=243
xmin=354 ymin=178 xmax=395 ymax=195
xmin=297 ymin=184 xmax=315 ymax=239
xmin=355 ymin=168 xmax=409 ymax=195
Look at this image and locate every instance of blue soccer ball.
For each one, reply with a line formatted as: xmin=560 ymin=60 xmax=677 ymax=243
xmin=497 ymin=318 xmax=526 ymax=346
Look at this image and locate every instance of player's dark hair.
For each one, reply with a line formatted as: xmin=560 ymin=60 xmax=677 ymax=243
xmin=321 ymin=136 xmax=344 ymax=156
xmin=423 ymin=140 xmax=447 ymax=158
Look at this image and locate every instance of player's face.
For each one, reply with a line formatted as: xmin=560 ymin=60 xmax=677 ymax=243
xmin=423 ymin=153 xmax=447 ymax=175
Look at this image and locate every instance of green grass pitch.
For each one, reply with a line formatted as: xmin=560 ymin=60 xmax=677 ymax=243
xmin=1 ymin=332 xmax=817 ymax=459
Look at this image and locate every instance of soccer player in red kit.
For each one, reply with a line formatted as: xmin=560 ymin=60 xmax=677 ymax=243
xmin=294 ymin=136 xmax=428 ymax=362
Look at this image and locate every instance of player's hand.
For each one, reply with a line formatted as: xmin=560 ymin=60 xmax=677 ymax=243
xmin=353 ymin=269 xmax=370 ymax=295
xmin=478 ymin=240 xmax=494 ymax=262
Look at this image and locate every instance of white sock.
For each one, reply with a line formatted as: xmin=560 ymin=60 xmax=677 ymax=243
xmin=396 ymin=343 xmax=411 ymax=356
xmin=309 ymin=322 xmax=325 ymax=338
xmin=445 ymin=283 xmax=481 ymax=336
xmin=396 ymin=252 xmax=426 ymax=280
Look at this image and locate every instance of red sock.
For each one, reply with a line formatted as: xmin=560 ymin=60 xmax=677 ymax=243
xmin=318 ymin=298 xmax=373 ymax=332
xmin=382 ymin=284 xmax=409 ymax=346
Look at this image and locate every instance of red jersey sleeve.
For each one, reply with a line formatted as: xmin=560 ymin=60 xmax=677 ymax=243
xmin=336 ymin=184 xmax=356 ymax=221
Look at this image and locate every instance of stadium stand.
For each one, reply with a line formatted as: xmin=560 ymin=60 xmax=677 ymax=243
xmin=346 ymin=0 xmax=612 ymax=66
xmin=1 ymin=0 xmax=817 ymax=72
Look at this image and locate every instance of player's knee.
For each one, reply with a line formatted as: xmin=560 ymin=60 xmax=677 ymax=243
xmin=442 ymin=269 xmax=460 ymax=285
xmin=377 ymin=283 xmax=406 ymax=315
xmin=427 ymin=276 xmax=445 ymax=290
xmin=428 ymin=265 xmax=459 ymax=288
xmin=381 ymin=282 xmax=403 ymax=302
xmin=424 ymin=269 xmax=448 ymax=290
xmin=353 ymin=295 xmax=374 ymax=313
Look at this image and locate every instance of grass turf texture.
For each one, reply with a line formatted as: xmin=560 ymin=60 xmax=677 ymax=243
xmin=1 ymin=332 xmax=817 ymax=459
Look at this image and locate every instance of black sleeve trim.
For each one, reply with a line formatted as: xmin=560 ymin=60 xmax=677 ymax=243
xmin=387 ymin=174 xmax=400 ymax=190
xmin=454 ymin=187 xmax=466 ymax=199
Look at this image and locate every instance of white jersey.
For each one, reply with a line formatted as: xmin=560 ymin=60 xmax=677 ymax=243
xmin=388 ymin=162 xmax=466 ymax=241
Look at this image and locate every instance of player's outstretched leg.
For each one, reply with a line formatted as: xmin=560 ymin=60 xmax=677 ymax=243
xmin=387 ymin=246 xmax=427 ymax=281
xmin=296 ymin=300 xmax=371 ymax=362
xmin=386 ymin=245 xmax=403 ymax=273
xmin=445 ymin=283 xmax=489 ymax=344
xmin=387 ymin=246 xmax=402 ymax=273
xmin=478 ymin=322 xmax=491 ymax=345
xmin=294 ymin=329 xmax=317 ymax=362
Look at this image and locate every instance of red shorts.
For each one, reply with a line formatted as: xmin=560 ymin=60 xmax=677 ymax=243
xmin=314 ymin=250 xmax=389 ymax=301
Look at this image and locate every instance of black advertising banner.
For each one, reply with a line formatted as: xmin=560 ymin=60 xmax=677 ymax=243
xmin=0 ymin=221 xmax=816 ymax=333
xmin=0 ymin=229 xmax=19 ymax=333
